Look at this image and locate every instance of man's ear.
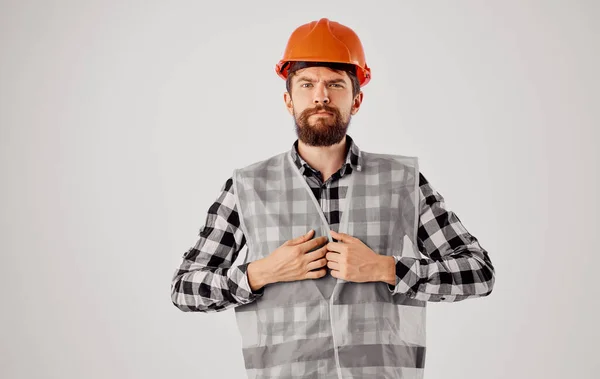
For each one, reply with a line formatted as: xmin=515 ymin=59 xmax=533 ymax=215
xmin=283 ymin=92 xmax=294 ymax=115
xmin=350 ymin=91 xmax=364 ymax=115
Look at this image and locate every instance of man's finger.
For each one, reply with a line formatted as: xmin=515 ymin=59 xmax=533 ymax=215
xmin=330 ymin=230 xmax=349 ymax=242
xmin=326 ymin=241 xmax=344 ymax=253
xmin=286 ymin=229 xmax=314 ymax=246
xmin=299 ymin=235 xmax=329 ymax=253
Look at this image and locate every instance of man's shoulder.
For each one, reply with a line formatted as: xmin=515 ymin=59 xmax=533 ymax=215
xmin=361 ymin=150 xmax=418 ymax=168
xmin=235 ymin=150 xmax=289 ymax=173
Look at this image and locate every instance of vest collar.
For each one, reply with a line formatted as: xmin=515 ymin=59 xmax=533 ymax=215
xmin=290 ymin=134 xmax=363 ymax=178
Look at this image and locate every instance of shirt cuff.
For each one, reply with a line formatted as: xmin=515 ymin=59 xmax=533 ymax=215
xmin=231 ymin=262 xmax=265 ymax=303
xmin=386 ymin=256 xmax=421 ymax=296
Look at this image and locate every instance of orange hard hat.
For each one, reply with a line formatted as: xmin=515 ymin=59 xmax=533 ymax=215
xmin=275 ymin=18 xmax=371 ymax=87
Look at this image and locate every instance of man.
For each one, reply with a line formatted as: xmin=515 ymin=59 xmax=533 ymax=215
xmin=171 ymin=18 xmax=495 ymax=379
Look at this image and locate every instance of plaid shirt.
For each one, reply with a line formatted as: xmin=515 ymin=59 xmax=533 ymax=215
xmin=171 ymin=135 xmax=495 ymax=312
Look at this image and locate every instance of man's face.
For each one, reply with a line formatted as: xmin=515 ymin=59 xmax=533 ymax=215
xmin=284 ymin=66 xmax=363 ymax=147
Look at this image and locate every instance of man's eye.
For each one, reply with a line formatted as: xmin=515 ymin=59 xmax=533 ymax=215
xmin=300 ymin=83 xmax=342 ymax=88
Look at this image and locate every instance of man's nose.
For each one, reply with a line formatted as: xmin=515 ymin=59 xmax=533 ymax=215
xmin=313 ymin=83 xmax=330 ymax=104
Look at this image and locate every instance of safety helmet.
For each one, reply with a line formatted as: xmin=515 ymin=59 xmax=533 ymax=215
xmin=275 ymin=18 xmax=371 ymax=87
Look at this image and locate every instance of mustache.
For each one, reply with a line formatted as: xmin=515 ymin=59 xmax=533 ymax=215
xmin=309 ymin=105 xmax=336 ymax=114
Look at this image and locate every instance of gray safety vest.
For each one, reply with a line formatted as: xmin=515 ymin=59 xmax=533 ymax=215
xmin=232 ymin=149 xmax=426 ymax=379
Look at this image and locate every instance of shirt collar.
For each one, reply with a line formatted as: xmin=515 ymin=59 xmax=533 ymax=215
xmin=290 ymin=134 xmax=363 ymax=178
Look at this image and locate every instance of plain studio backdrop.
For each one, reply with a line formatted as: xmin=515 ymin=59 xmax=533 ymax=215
xmin=1 ymin=1 xmax=598 ymax=378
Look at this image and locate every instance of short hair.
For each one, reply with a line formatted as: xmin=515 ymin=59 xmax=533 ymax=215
xmin=284 ymin=61 xmax=361 ymax=99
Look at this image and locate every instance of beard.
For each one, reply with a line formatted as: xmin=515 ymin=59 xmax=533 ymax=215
xmin=293 ymin=104 xmax=351 ymax=147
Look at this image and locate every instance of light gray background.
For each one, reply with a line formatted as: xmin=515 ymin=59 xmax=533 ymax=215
xmin=1 ymin=1 xmax=598 ymax=378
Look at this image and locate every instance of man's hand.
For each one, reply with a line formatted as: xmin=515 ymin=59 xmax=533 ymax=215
xmin=326 ymin=230 xmax=390 ymax=283
xmin=248 ymin=229 xmax=329 ymax=291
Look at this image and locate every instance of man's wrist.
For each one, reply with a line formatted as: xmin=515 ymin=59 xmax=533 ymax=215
xmin=247 ymin=258 xmax=271 ymax=292
xmin=377 ymin=255 xmax=397 ymax=286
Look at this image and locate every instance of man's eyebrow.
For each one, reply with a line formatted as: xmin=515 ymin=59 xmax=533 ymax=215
xmin=295 ymin=76 xmax=347 ymax=84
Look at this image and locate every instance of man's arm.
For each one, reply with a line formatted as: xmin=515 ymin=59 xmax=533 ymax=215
xmin=171 ymin=177 xmax=265 ymax=312
xmin=386 ymin=173 xmax=496 ymax=302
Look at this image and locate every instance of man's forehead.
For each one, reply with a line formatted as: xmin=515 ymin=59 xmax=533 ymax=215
xmin=293 ymin=67 xmax=348 ymax=81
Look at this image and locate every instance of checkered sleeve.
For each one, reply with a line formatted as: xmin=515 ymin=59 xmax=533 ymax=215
xmin=171 ymin=177 xmax=265 ymax=312
xmin=387 ymin=173 xmax=496 ymax=302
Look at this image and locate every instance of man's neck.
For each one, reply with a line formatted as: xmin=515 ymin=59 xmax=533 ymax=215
xmin=297 ymin=135 xmax=347 ymax=182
